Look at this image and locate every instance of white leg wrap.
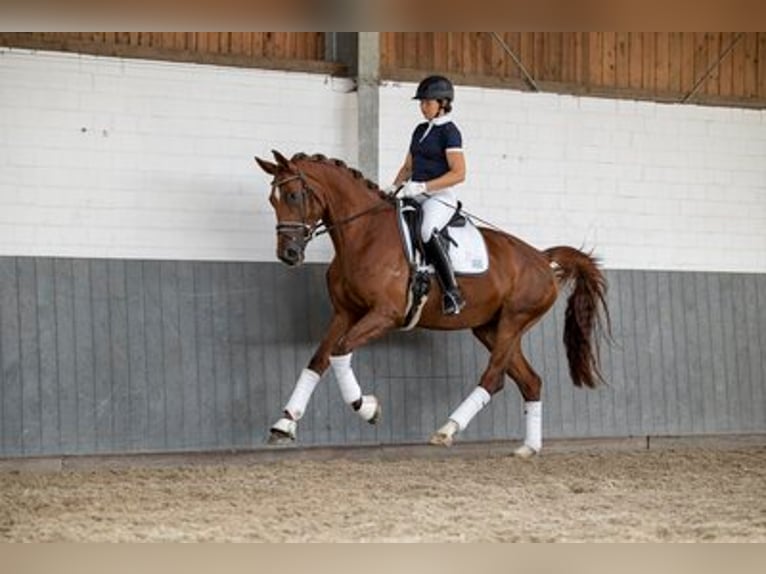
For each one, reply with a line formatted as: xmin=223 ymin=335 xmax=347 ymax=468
xmin=330 ymin=353 xmax=362 ymax=405
xmin=283 ymin=368 xmax=321 ymax=421
xmin=449 ymin=387 xmax=491 ymax=432
xmin=524 ymin=401 xmax=542 ymax=452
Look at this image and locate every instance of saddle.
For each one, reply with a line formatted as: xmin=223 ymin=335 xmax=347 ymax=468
xmin=396 ymin=198 xmax=489 ymax=329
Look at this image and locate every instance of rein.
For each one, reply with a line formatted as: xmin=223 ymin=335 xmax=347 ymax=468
xmin=424 ymin=193 xmax=514 ymax=240
xmin=313 ymin=200 xmax=391 ymax=237
xmin=272 ymin=171 xmax=392 ymax=243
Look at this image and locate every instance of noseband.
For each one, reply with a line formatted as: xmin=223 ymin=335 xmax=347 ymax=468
xmin=271 ymin=172 xmax=319 ymax=245
xmin=271 ymin=170 xmax=393 ymax=248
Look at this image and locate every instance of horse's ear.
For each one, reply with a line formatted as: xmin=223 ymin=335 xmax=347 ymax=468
xmin=272 ymin=150 xmax=294 ymax=170
xmin=254 ymin=156 xmax=278 ymax=175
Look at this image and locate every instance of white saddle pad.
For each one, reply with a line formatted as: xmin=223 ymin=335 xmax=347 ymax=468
xmin=398 ymin=204 xmax=489 ymax=275
xmin=444 ymin=222 xmax=489 ymax=275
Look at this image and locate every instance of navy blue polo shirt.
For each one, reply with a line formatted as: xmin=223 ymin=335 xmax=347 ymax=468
xmin=409 ymin=115 xmax=463 ymax=182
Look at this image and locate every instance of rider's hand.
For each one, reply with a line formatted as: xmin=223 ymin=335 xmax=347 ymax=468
xmin=401 ymin=180 xmax=427 ymax=198
xmin=383 ymin=183 xmax=400 ymax=197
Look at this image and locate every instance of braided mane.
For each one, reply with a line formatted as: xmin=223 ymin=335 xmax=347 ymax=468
xmin=291 ymin=153 xmax=386 ymax=199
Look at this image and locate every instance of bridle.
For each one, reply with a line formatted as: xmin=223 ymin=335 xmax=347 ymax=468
xmin=271 ymin=170 xmax=392 ymax=247
xmin=271 ymin=172 xmax=319 ymax=245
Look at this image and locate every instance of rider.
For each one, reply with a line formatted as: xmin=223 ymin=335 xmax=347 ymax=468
xmin=388 ymin=75 xmax=466 ymax=315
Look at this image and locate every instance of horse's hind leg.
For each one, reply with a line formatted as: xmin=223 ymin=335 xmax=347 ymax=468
xmin=435 ymin=319 xmax=544 ymax=457
xmin=429 ymin=315 xmax=523 ymax=447
xmin=504 ymin=342 xmax=544 ymax=458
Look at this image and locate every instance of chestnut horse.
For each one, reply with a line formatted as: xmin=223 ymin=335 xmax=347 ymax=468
xmin=255 ymin=150 xmax=609 ymax=457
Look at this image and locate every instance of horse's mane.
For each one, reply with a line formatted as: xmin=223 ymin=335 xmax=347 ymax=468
xmin=291 ymin=153 xmax=387 ymax=199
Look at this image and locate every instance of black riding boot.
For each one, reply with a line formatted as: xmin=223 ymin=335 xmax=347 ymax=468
xmin=425 ymin=235 xmax=466 ymax=315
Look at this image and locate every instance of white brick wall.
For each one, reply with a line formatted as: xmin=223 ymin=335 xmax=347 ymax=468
xmin=2 ymin=49 xmax=765 ymax=273
xmin=0 ymin=48 xmax=356 ymax=263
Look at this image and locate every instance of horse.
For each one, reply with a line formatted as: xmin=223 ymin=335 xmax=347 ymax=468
xmin=254 ymin=150 xmax=610 ymax=457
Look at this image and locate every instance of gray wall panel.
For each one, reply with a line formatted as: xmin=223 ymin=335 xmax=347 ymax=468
xmin=193 ymin=262 xmax=217 ymax=449
xmin=37 ymin=258 xmax=59 ymax=453
xmin=706 ymin=274 xmax=729 ymax=431
xmin=743 ymin=275 xmax=763 ymax=431
xmin=0 ymin=256 xmax=765 ymax=457
xmin=143 ymin=261 xmax=166 ymax=450
xmin=695 ymin=273 xmax=716 ymax=432
xmin=92 ymin=260 xmax=115 ymax=453
xmin=125 ymin=261 xmax=149 ymax=451
xmin=19 ymin=259 xmax=41 ymax=455
xmin=633 ymin=270 xmax=653 ymax=434
xmin=54 ymin=259 xmax=77 ymax=452
xmin=757 ymin=277 xmax=766 ymax=430
xmin=244 ymin=265 xmax=267 ymax=444
xmin=72 ymin=260 xmax=95 ymax=453
xmin=645 ymin=272 xmax=663 ymax=432
xmin=178 ymin=262 xmax=200 ymax=450
xmin=0 ymin=259 xmax=22 ymax=455
xmin=108 ymin=260 xmax=130 ymax=452
xmin=719 ymin=274 xmax=741 ymax=432
xmin=606 ymin=271 xmax=628 ymax=436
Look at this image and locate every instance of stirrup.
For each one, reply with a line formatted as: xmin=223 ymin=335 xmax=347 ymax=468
xmin=443 ymin=291 xmax=465 ymax=315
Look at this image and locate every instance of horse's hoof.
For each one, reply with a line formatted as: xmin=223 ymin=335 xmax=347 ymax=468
xmin=368 ymin=400 xmax=382 ymax=425
xmin=268 ymin=418 xmax=297 ymax=446
xmin=513 ymin=444 xmax=538 ymax=459
xmin=267 ymin=430 xmax=295 ymax=446
xmin=358 ymin=395 xmax=381 ymax=425
xmin=429 ymin=420 xmax=458 ymax=447
xmin=428 ymin=432 xmax=453 ymax=447
xmin=268 ymin=430 xmax=294 ymax=445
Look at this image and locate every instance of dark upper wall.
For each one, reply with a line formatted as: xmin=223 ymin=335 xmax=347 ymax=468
xmin=0 ymin=32 xmax=344 ymax=75
xmin=380 ymin=32 xmax=766 ymax=108
xmin=2 ymin=32 xmax=764 ymax=108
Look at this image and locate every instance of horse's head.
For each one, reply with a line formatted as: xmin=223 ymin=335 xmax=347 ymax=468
xmin=255 ymin=150 xmax=325 ymax=267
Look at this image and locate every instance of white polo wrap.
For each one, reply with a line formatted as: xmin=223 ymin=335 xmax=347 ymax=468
xmin=330 ymin=353 xmax=362 ymax=405
xmin=524 ymin=401 xmax=542 ymax=452
xmin=449 ymin=386 xmax=491 ymax=431
xmin=284 ymin=368 xmax=321 ymax=421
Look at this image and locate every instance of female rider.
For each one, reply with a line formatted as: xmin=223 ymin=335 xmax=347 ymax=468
xmin=388 ymin=75 xmax=466 ymax=315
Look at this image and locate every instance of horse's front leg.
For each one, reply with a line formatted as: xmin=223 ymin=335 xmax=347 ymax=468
xmin=328 ymin=307 xmax=399 ymax=425
xmin=268 ymin=312 xmax=351 ymax=445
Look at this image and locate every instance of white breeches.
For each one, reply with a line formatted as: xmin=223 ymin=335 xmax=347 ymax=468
xmin=417 ymin=187 xmax=458 ymax=243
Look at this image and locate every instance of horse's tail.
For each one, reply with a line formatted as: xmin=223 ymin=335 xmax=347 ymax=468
xmin=544 ymin=246 xmax=611 ymax=388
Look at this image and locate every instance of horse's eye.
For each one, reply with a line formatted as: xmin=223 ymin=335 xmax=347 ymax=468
xmin=286 ymin=191 xmax=300 ymax=204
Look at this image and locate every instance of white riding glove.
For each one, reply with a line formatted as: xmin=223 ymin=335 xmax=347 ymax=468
xmin=383 ymin=183 xmax=400 ymax=196
xmin=401 ymin=180 xmax=427 ymax=198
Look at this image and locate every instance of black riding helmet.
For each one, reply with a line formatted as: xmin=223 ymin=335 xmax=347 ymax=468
xmin=413 ymin=75 xmax=454 ymax=101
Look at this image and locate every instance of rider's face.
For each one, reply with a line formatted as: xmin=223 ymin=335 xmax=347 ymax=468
xmin=419 ymin=99 xmax=442 ymax=120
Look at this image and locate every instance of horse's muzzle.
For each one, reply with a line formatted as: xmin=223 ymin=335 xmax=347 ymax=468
xmin=276 ymin=222 xmax=312 ymax=267
xmin=278 ymin=241 xmax=304 ymax=266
